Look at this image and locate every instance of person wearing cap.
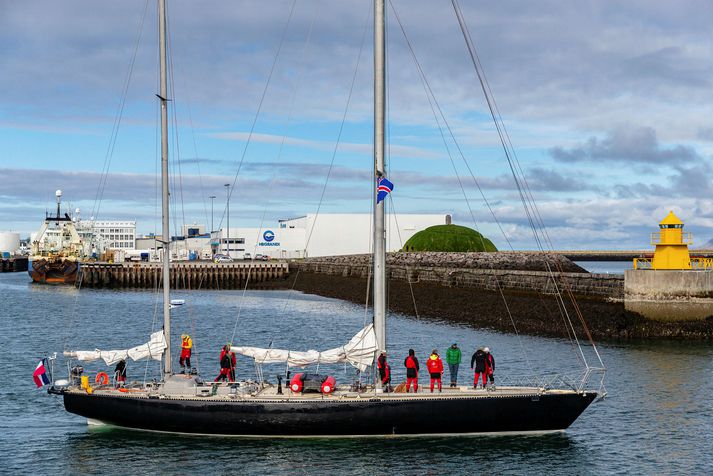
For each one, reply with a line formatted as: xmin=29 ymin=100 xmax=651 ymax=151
xmin=471 ymin=347 xmax=487 ymax=389
xmin=377 ymin=351 xmax=391 ymax=391
xmin=484 ymin=347 xmax=495 ymax=387
xmin=446 ymin=343 xmax=462 ymax=388
xmin=426 ymin=349 xmax=444 ymax=393
xmin=179 ymin=333 xmax=193 ymax=374
xmin=403 ymin=349 xmax=420 ymax=392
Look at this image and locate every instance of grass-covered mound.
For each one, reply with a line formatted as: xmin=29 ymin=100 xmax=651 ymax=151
xmin=402 ymin=224 xmax=497 ymax=252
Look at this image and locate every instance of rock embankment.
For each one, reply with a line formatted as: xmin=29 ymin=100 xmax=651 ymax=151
xmin=302 ymin=251 xmax=588 ymax=273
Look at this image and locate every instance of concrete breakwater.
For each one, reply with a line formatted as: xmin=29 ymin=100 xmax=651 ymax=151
xmin=78 ymin=262 xmax=288 ymax=289
xmin=293 ymin=252 xmax=623 ymax=299
xmin=288 ymin=252 xmax=713 ymax=339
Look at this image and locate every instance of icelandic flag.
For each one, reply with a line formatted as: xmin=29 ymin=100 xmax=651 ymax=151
xmin=376 ymin=177 xmax=394 ymax=204
xmin=33 ymin=359 xmax=50 ymax=388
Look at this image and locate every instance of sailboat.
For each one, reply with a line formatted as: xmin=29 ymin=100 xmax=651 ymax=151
xmin=48 ymin=0 xmax=604 ymax=436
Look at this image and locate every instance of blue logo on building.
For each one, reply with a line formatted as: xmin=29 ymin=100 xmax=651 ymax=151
xmin=263 ymin=230 xmax=275 ymax=242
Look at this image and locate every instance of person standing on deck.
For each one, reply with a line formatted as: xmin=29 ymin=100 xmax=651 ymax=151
xmin=179 ymin=334 xmax=193 ymax=374
xmin=484 ymin=347 xmax=495 ymax=386
xmin=471 ymin=347 xmax=487 ymax=389
xmin=215 ymin=344 xmax=236 ymax=382
xmin=404 ymin=349 xmax=420 ymax=393
xmin=427 ymin=349 xmax=444 ymax=393
xmin=377 ymin=351 xmax=391 ymax=391
xmin=446 ymin=343 xmax=462 ymax=387
xmin=114 ymin=359 xmax=127 ymax=387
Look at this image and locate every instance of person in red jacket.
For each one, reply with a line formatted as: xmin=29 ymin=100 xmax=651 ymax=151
xmin=426 ymin=349 xmax=444 ymax=393
xmin=403 ymin=348 xmax=420 ymax=393
xmin=484 ymin=347 xmax=495 ymax=387
xmin=377 ymin=351 xmax=391 ymax=391
xmin=215 ymin=344 xmax=236 ymax=382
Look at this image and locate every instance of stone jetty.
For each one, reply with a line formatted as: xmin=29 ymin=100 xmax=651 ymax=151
xmin=78 ymin=261 xmax=288 ymax=289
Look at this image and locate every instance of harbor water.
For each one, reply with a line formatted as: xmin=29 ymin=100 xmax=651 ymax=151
xmin=2 ymin=271 xmax=712 ymax=474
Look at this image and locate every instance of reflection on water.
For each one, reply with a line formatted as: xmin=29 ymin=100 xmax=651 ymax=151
xmin=2 ymin=272 xmax=713 ymax=474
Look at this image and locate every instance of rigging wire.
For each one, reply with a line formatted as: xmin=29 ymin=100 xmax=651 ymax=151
xmin=389 ymin=0 xmax=534 ymax=372
xmin=450 ymin=0 xmax=604 ymax=370
xmin=215 ymin=0 xmax=298 ymax=232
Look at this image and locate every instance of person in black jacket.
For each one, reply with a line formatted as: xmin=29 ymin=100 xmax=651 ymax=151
xmin=404 ymin=349 xmax=420 ymax=392
xmin=470 ymin=348 xmax=487 ymax=389
xmin=484 ymin=347 xmax=495 ymax=386
xmin=114 ymin=359 xmax=127 ymax=387
xmin=377 ymin=351 xmax=391 ymax=391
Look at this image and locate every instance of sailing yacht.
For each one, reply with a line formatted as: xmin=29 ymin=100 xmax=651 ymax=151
xmin=48 ymin=0 xmax=604 ymax=436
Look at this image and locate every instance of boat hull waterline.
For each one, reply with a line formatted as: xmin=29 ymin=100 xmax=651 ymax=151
xmin=58 ymin=389 xmax=597 ymax=436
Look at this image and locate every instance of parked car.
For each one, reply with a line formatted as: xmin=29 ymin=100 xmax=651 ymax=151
xmin=254 ymin=254 xmax=264 ymax=261
xmin=213 ymin=254 xmax=233 ymax=263
xmin=261 ymin=254 xmax=270 ymax=261
xmin=243 ymin=253 xmax=251 ymax=260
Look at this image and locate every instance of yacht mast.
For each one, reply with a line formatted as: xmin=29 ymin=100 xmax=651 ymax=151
xmin=373 ymin=0 xmax=386 ymax=354
xmin=158 ymin=0 xmax=172 ymax=375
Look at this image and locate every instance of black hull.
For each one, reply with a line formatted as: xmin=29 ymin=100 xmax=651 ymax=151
xmin=60 ymin=391 xmax=597 ymax=436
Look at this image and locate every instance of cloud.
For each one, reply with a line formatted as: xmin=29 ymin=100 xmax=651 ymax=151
xmin=549 ymin=127 xmax=700 ymax=164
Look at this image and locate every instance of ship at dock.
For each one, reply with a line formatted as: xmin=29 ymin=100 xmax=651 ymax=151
xmin=29 ymin=190 xmax=84 ymax=284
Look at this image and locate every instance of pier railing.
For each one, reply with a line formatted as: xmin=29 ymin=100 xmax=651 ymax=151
xmin=650 ymin=231 xmax=693 ymax=245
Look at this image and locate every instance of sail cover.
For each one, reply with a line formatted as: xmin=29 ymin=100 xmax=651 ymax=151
xmin=64 ymin=330 xmax=167 ymax=366
xmin=232 ymin=324 xmax=377 ymax=371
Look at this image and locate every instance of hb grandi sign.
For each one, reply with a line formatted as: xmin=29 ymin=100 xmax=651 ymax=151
xmin=259 ymin=230 xmax=280 ymax=247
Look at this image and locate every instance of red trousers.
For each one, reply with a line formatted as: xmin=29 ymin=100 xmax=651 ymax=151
xmin=215 ymin=368 xmax=232 ymax=382
xmin=474 ymin=372 xmax=487 ymax=387
xmin=430 ymin=378 xmax=442 ymax=392
xmin=406 ymin=377 xmax=418 ymax=392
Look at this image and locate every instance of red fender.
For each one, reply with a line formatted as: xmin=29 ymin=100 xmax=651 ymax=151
xmin=290 ymin=373 xmax=304 ymax=393
xmin=321 ymin=375 xmax=336 ymax=394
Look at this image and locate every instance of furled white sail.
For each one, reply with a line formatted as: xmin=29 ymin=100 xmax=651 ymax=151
xmin=232 ymin=324 xmax=377 ymax=371
xmin=64 ymin=330 xmax=167 ymax=366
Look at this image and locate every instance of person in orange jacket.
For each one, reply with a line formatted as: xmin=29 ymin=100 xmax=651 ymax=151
xmin=426 ymin=349 xmax=444 ymax=393
xmin=179 ymin=334 xmax=193 ymax=374
xmin=404 ymin=349 xmax=420 ymax=393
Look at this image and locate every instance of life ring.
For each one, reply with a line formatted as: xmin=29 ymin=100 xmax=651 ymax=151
xmin=95 ymin=372 xmax=109 ymax=385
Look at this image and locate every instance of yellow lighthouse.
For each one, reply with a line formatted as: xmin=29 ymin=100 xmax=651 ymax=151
xmin=650 ymin=211 xmax=691 ymax=270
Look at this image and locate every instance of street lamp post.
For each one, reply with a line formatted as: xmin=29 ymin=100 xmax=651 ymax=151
xmin=224 ymin=184 xmax=230 ymax=258
xmin=209 ymin=195 xmax=216 ymax=233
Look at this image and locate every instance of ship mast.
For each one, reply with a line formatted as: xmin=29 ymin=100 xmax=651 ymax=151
xmin=158 ymin=0 xmax=172 ymax=375
xmin=373 ymin=0 xmax=386 ymax=354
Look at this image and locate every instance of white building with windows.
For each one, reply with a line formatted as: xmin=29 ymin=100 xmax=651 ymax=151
xmin=81 ymin=220 xmax=137 ymax=250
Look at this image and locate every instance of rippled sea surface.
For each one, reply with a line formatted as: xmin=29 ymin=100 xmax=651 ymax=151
xmin=2 ymin=272 xmax=712 ymax=474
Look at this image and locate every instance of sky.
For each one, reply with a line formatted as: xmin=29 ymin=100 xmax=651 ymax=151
xmin=2 ymin=0 xmax=713 ymax=250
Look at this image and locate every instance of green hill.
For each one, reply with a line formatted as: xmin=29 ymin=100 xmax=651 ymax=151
xmin=402 ymin=224 xmax=497 ymax=252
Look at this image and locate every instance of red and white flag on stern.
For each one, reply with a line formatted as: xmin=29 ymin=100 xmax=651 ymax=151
xmin=33 ymin=359 xmax=50 ymax=388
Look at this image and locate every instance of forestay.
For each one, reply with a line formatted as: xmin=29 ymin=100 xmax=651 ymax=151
xmin=64 ymin=330 xmax=167 ymax=366
xmin=232 ymin=325 xmax=377 ymax=371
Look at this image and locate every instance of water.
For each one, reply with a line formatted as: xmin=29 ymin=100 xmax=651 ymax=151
xmin=2 ymin=272 xmax=712 ymax=474
xmin=574 ymin=261 xmax=632 ymax=274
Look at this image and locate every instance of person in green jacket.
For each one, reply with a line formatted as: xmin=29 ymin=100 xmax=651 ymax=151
xmin=446 ymin=343 xmax=462 ymax=387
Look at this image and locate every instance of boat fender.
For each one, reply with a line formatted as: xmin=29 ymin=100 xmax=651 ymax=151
xmin=95 ymin=372 xmax=109 ymax=385
xmin=320 ymin=375 xmax=336 ymax=394
xmin=290 ymin=373 xmax=305 ymax=393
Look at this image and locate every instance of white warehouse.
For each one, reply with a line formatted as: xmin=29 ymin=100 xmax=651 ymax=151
xmin=214 ymin=213 xmax=448 ymax=259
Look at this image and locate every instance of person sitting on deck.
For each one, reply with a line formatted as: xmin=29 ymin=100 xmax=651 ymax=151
xmin=114 ymin=359 xmax=127 ymax=387
xmin=404 ymin=349 xmax=420 ymax=393
xmin=471 ymin=347 xmax=487 ymax=389
xmin=179 ymin=334 xmax=193 ymax=374
xmin=377 ymin=351 xmax=392 ymax=392
xmin=426 ymin=349 xmax=444 ymax=393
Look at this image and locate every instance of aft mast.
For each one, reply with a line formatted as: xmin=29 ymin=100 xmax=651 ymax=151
xmin=158 ymin=0 xmax=172 ymax=375
xmin=373 ymin=0 xmax=386 ymax=354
